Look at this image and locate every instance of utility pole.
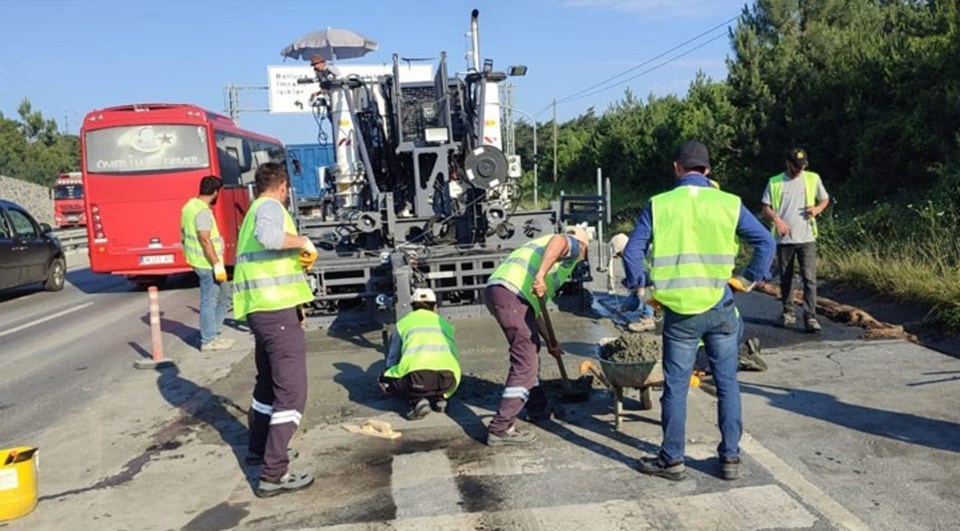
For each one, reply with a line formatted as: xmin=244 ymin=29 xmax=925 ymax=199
xmin=552 ymin=98 xmax=558 ymax=182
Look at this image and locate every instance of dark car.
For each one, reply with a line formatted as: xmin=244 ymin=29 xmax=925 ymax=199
xmin=0 ymin=199 xmax=66 ymax=292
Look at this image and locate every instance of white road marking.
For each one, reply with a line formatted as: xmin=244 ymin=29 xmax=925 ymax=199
xmin=741 ymin=432 xmax=872 ymax=531
xmin=322 ymin=484 xmax=817 ymax=530
xmin=390 ymin=449 xmax=468 ymax=527
xmin=0 ymin=301 xmax=95 ymax=339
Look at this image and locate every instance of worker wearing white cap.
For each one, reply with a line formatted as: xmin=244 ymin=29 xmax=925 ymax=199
xmin=484 ymin=225 xmax=591 ymax=446
xmin=608 ymin=233 xmax=657 ymax=333
xmin=380 ymin=288 xmax=461 ymax=420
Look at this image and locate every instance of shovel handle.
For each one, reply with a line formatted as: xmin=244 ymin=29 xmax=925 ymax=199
xmin=537 ymin=296 xmax=559 ymax=349
xmin=538 ymin=295 xmax=572 ymax=392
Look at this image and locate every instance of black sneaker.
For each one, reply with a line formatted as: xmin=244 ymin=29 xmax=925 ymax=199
xmin=406 ymin=398 xmax=431 ymax=420
xmin=430 ymin=398 xmax=447 ymax=413
xmin=487 ymin=427 xmax=538 ymax=447
xmin=721 ymin=457 xmax=742 ymax=480
xmin=637 ymin=455 xmax=686 ymax=481
xmin=245 ymin=447 xmax=300 ymax=467
xmin=779 ymin=312 xmax=797 ymax=328
xmin=255 ymin=471 xmax=314 ymax=498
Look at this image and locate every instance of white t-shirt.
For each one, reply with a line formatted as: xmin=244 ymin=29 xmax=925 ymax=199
xmin=762 ymin=173 xmax=829 ymax=244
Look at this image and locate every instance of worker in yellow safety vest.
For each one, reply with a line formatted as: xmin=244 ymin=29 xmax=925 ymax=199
xmin=622 ymin=141 xmax=774 ymax=481
xmin=180 ymin=176 xmax=233 ymax=352
xmin=761 ymin=147 xmax=830 ymax=332
xmin=233 ymin=162 xmax=318 ymax=498
xmin=483 ymin=226 xmax=591 ymax=447
xmin=380 ymin=288 xmax=461 ymax=420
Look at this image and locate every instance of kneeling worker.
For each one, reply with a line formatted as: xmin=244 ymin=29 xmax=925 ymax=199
xmin=380 ymin=288 xmax=461 ymax=420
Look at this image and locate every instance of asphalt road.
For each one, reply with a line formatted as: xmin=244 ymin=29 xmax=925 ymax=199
xmin=3 ymin=252 xmax=958 ymax=530
xmin=0 ymin=253 xmax=204 ymax=447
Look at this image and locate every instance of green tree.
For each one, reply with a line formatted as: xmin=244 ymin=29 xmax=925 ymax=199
xmin=0 ymin=99 xmax=79 ymax=186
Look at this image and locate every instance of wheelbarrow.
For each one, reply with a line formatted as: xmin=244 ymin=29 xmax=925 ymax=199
xmin=581 ymin=337 xmax=663 ymax=431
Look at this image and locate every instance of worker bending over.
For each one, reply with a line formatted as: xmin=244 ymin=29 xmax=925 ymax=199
xmin=484 ymin=226 xmax=591 ymax=447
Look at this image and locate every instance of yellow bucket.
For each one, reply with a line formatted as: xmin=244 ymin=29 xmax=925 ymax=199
xmin=0 ymin=447 xmax=39 ymax=522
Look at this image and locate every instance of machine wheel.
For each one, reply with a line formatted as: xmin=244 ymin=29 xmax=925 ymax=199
xmin=44 ymin=256 xmax=66 ymax=291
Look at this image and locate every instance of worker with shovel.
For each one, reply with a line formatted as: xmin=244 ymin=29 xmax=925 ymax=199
xmin=622 ymin=141 xmax=774 ymax=481
xmin=484 ymin=226 xmax=591 ymax=446
xmin=379 ymin=288 xmax=461 ymax=420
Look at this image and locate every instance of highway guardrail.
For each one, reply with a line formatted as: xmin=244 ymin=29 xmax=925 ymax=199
xmin=55 ymin=228 xmax=88 ymax=251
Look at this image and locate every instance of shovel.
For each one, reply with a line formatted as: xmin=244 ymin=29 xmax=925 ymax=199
xmin=537 ymin=295 xmax=574 ymax=394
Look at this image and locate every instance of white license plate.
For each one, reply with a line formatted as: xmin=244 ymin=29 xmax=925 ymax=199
xmin=66 ymin=216 xmax=79 ymax=222
xmin=140 ymin=254 xmax=174 ymax=265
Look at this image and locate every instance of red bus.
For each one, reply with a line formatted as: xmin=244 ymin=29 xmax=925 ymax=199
xmin=52 ymin=172 xmax=86 ymax=228
xmin=80 ymin=103 xmax=285 ymax=282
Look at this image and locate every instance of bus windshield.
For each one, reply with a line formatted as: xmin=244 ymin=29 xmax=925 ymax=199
xmin=54 ymin=184 xmax=83 ymax=200
xmin=85 ymin=124 xmax=210 ymax=174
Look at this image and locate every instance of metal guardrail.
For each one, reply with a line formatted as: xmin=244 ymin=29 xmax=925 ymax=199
xmin=54 ymin=228 xmax=88 ymax=251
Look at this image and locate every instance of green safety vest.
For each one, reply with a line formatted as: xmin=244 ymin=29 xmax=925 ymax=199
xmin=650 ymin=185 xmax=740 ymax=315
xmin=180 ymin=198 xmax=223 ymax=269
xmin=232 ymin=197 xmax=314 ymax=320
xmin=383 ymin=309 xmax=461 ymax=399
xmin=487 ymin=234 xmax=580 ymax=316
xmin=768 ymin=171 xmax=822 ymax=237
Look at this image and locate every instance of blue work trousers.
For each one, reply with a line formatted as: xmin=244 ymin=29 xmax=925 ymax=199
xmin=195 ymin=267 xmax=231 ymax=345
xmin=659 ymin=300 xmax=742 ymax=463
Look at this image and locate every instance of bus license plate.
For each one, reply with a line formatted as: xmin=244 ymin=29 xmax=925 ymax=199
xmin=140 ymin=254 xmax=174 ymax=265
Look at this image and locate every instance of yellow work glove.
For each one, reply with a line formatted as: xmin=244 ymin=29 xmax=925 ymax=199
xmin=300 ymin=239 xmax=318 ymax=270
xmin=214 ymin=262 xmax=227 ymax=283
xmin=728 ymin=276 xmax=756 ymax=293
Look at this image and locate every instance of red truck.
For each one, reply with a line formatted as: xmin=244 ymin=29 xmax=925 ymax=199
xmin=52 ymin=172 xmax=85 ymax=228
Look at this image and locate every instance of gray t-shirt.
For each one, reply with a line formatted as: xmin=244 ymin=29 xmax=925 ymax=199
xmin=195 ymin=209 xmax=213 ymax=232
xmin=762 ymin=173 xmax=829 ymax=244
xmin=254 ymin=199 xmax=287 ymax=250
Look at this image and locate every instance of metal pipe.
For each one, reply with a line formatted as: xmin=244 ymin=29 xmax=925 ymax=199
xmin=597 ymin=167 xmax=604 ymax=272
xmin=470 ymin=9 xmax=481 ymax=71
xmin=500 ymin=104 xmax=538 ymax=209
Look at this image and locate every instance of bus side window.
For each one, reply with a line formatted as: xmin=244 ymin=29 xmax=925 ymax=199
xmin=218 ymin=147 xmax=242 ymax=186
xmin=239 ymin=140 xmax=257 ymax=185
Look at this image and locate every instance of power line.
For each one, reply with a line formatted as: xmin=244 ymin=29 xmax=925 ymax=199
xmin=556 ymin=14 xmax=739 ymax=105
xmin=558 ymin=31 xmax=728 ymax=105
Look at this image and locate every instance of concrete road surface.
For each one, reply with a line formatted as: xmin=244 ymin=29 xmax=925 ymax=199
xmin=2 ymin=267 xmax=958 ymax=530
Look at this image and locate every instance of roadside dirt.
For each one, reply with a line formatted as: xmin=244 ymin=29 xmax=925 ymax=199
xmin=599 ymin=333 xmax=662 ymax=363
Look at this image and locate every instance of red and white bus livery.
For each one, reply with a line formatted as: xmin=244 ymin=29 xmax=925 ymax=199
xmin=80 ymin=103 xmax=285 ymax=281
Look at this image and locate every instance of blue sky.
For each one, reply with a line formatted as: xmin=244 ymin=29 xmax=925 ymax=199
xmin=0 ymin=0 xmax=748 ymax=144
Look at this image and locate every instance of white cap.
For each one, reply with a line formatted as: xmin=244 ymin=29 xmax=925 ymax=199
xmin=564 ymin=224 xmax=591 ymax=245
xmin=610 ymin=233 xmax=629 ymax=256
xmin=412 ymin=288 xmax=437 ymax=303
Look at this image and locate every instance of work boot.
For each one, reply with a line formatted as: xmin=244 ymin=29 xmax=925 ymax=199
xmin=627 ymin=317 xmax=656 ymax=333
xmin=487 ymin=426 xmax=538 ymax=447
xmin=244 ymin=447 xmax=300 ymax=467
xmin=779 ymin=311 xmax=797 ymax=328
xmin=637 ymin=455 xmax=686 ymax=481
xmin=430 ymin=398 xmax=447 ymax=413
xmin=720 ymin=457 xmax=742 ymax=480
xmin=737 ymin=338 xmax=767 ymax=372
xmin=805 ymin=317 xmax=822 ymax=333
xmin=200 ymin=336 xmax=233 ymax=352
xmin=255 ymin=471 xmax=314 ymax=498
xmin=406 ymin=398 xmax=431 ymax=420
